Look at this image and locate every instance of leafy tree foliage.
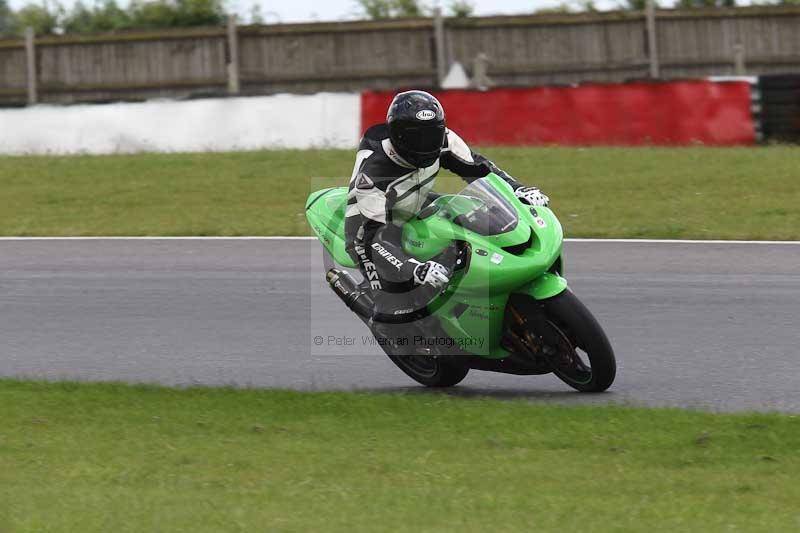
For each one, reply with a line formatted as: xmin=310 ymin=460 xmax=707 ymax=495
xmin=449 ymin=0 xmax=474 ymax=17
xmin=4 ymin=0 xmax=226 ymax=36
xmin=355 ymin=0 xmax=428 ymax=18
xmin=126 ymin=0 xmax=225 ymax=29
xmin=619 ymin=0 xmax=648 ymax=9
xmin=355 ymin=0 xmax=482 ymax=18
xmin=14 ymin=2 xmax=59 ymax=34
xmin=619 ymin=0 xmax=740 ymax=7
xmin=675 ymin=0 xmax=736 ymax=7
xmin=62 ymin=1 xmax=130 ymax=34
xmin=0 ymin=0 xmax=15 ymax=35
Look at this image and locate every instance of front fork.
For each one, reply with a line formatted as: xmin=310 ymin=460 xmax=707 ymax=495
xmin=498 ymin=301 xmax=551 ymax=374
xmin=503 ymin=291 xmax=572 ymax=373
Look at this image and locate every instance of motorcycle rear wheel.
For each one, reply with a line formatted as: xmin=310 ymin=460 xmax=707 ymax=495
xmin=388 ymin=353 xmax=470 ymax=388
xmin=375 ymin=328 xmax=469 ymax=387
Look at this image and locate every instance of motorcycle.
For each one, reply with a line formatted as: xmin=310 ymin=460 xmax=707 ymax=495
xmin=306 ymin=173 xmax=616 ymax=392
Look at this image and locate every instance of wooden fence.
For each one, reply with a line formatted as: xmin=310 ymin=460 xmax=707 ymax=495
xmin=1 ymin=6 xmax=799 ymax=106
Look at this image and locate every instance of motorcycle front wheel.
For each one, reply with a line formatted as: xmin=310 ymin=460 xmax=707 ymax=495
xmin=539 ymin=290 xmax=617 ymax=392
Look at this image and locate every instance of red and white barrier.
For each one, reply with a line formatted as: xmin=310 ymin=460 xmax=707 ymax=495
xmin=0 ymin=80 xmax=754 ymax=155
xmin=0 ymin=93 xmax=361 ymax=155
xmin=362 ymin=81 xmax=755 ymax=146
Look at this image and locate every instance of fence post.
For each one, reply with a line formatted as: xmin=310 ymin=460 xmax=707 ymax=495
xmin=24 ymin=27 xmax=37 ymax=105
xmin=733 ymin=43 xmax=746 ymax=75
xmin=227 ymin=15 xmax=240 ymax=95
xmin=433 ymin=8 xmax=447 ymax=88
xmin=645 ymin=0 xmax=659 ymax=79
xmin=472 ymin=53 xmax=492 ymax=91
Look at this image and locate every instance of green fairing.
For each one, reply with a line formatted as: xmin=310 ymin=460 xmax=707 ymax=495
xmin=306 ymin=173 xmax=568 ymax=358
xmin=305 ymin=187 xmax=356 ymax=268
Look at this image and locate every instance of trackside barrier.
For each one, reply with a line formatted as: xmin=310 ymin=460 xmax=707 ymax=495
xmin=758 ymin=74 xmax=800 ymax=143
xmin=361 ymin=81 xmax=756 ymax=146
xmin=0 ymin=81 xmax=758 ymax=155
xmin=0 ymin=93 xmax=361 ymax=155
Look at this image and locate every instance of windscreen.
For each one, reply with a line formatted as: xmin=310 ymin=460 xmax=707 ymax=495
xmin=436 ymin=178 xmax=518 ymax=236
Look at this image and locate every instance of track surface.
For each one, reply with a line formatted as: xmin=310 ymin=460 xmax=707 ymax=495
xmin=1 ymin=239 xmax=798 ymax=412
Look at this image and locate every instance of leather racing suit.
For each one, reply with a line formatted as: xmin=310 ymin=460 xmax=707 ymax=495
xmin=344 ymin=123 xmax=522 ymax=296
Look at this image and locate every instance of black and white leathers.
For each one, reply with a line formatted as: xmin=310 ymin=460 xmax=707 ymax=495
xmin=344 ymin=123 xmax=521 ymax=290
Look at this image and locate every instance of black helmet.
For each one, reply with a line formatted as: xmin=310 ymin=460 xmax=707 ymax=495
xmin=386 ymin=90 xmax=446 ymax=167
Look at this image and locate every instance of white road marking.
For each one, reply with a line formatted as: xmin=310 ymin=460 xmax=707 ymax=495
xmin=0 ymin=236 xmax=797 ymax=244
xmin=564 ymin=238 xmax=800 ymax=245
xmin=0 ymin=236 xmax=317 ymax=240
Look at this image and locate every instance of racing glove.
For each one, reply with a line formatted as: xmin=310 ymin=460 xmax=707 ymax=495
xmin=515 ymin=186 xmax=549 ymax=207
xmin=412 ymin=261 xmax=450 ymax=289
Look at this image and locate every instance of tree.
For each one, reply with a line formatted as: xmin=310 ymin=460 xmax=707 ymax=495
xmin=127 ymin=0 xmax=224 ymax=30
xmin=62 ymin=1 xmax=94 ymax=33
xmin=394 ymin=0 xmax=425 ymax=16
xmin=534 ymin=3 xmax=574 ymax=13
xmin=357 ymin=0 xmax=390 ymax=18
xmin=619 ymin=0 xmax=737 ymax=9
xmin=534 ymin=0 xmax=599 ymax=13
xmin=621 ymin=0 xmax=648 ymax=9
xmin=129 ymin=0 xmax=178 ymax=28
xmin=249 ymin=3 xmax=264 ymax=24
xmin=676 ymin=0 xmax=736 ymax=7
xmin=355 ymin=0 xmax=429 ymax=19
xmin=62 ymin=0 xmax=131 ymax=34
xmin=89 ymin=0 xmax=132 ymax=32
xmin=14 ymin=2 xmax=59 ymax=34
xmin=174 ymin=0 xmax=225 ymax=27
xmin=5 ymin=0 xmax=227 ymax=36
xmin=0 ymin=0 xmax=14 ymax=35
xmin=449 ymin=0 xmax=474 ymax=17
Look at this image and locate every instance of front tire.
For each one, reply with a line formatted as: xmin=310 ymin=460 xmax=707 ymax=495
xmin=535 ymin=290 xmax=616 ymax=392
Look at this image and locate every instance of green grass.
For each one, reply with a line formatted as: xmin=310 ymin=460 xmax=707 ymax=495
xmin=1 ymin=380 xmax=799 ymax=532
xmin=0 ymin=147 xmax=798 ymax=238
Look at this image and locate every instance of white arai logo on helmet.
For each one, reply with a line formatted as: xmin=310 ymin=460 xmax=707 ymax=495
xmin=416 ymin=109 xmax=437 ymax=120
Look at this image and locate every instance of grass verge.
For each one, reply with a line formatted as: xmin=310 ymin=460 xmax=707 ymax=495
xmin=0 ymin=147 xmax=798 ymax=239
xmin=1 ymin=380 xmax=799 ymax=532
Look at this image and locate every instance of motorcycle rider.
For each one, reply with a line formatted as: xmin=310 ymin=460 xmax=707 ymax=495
xmin=344 ymin=90 xmax=549 ymax=307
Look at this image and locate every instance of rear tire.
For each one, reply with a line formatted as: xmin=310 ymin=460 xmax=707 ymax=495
xmin=386 ymin=352 xmax=470 ymax=387
xmin=374 ymin=326 xmax=469 ymax=387
xmin=540 ymin=290 xmax=616 ymax=392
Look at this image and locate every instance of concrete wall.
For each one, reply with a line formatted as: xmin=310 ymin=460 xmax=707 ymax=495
xmin=0 ymin=93 xmax=361 ymax=155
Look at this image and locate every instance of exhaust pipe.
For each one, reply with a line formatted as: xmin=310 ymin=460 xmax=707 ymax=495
xmin=327 ymin=268 xmax=431 ymax=325
xmin=326 ymin=269 xmax=374 ymax=319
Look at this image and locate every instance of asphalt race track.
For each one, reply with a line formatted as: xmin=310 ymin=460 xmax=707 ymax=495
xmin=1 ymin=238 xmax=798 ymax=412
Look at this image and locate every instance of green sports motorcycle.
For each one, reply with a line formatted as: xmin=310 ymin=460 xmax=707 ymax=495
xmin=306 ymin=173 xmax=616 ymax=392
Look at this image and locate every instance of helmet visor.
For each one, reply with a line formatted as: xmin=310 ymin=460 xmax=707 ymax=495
xmin=396 ymin=124 xmax=446 ymax=155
